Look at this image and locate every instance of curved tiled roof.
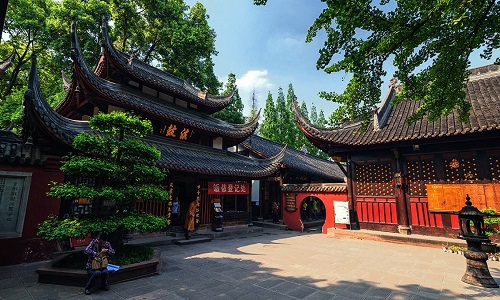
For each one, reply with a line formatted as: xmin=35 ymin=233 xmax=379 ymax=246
xmin=282 ymin=183 xmax=347 ymax=193
xmin=241 ymin=134 xmax=345 ymax=182
xmin=23 ymin=56 xmax=283 ymax=178
xmin=67 ymin=20 xmax=259 ymax=142
xmin=0 ymin=130 xmax=46 ymax=164
xmin=98 ymin=17 xmax=232 ymax=114
xmin=294 ymin=65 xmax=500 ymax=149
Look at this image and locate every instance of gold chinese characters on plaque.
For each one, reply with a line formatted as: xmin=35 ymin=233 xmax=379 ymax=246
xmin=426 ymin=183 xmax=500 ymax=212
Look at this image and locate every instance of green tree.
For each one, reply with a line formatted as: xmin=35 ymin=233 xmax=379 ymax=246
xmin=317 ymin=109 xmax=327 ymax=128
xmin=255 ymin=0 xmax=500 ymax=129
xmin=274 ymin=87 xmax=288 ymax=144
xmin=38 ymin=111 xmax=169 ymax=249
xmin=309 ymin=103 xmax=318 ymax=125
xmin=259 ymin=91 xmax=277 ymax=140
xmin=300 ymin=101 xmax=309 ymax=120
xmin=0 ymin=0 xmax=58 ymax=130
xmin=1 ymin=0 xmax=220 ymax=130
xmin=212 ymin=73 xmax=245 ymax=124
xmin=284 ymin=83 xmax=303 ymax=149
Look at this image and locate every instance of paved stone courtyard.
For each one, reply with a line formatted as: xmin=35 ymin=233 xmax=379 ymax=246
xmin=1 ymin=228 xmax=499 ymax=299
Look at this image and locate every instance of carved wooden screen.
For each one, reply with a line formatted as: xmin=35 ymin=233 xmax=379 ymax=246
xmin=355 ymin=163 xmax=393 ymax=196
xmin=443 ymin=156 xmax=478 ymax=183
xmin=490 ymin=154 xmax=500 ymax=182
xmin=406 ymin=159 xmax=437 ymax=196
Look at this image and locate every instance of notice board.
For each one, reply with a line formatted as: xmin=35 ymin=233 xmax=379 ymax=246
xmin=284 ymin=193 xmax=297 ymax=212
xmin=426 ymin=183 xmax=500 ymax=212
xmin=334 ymin=201 xmax=350 ymax=224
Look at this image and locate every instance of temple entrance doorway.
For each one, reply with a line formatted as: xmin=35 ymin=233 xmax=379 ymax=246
xmin=299 ymin=196 xmax=325 ymax=232
xmin=281 ymin=184 xmax=348 ymax=233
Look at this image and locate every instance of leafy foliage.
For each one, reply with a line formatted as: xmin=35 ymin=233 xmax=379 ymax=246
xmin=53 ymin=244 xmax=154 ymax=269
xmin=38 ymin=212 xmax=167 ymax=241
xmin=260 ymin=85 xmax=329 ymax=159
xmin=39 ymin=111 xmax=168 ymax=243
xmin=1 ymin=0 xmax=220 ymax=130
xmin=259 ymin=91 xmax=278 ymax=140
xmin=255 ymin=0 xmax=500 ymax=129
xmin=212 ymin=73 xmax=245 ymax=124
xmin=481 ymin=208 xmax=500 ymax=237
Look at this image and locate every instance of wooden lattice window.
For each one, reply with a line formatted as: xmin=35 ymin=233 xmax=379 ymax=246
xmin=355 ymin=163 xmax=393 ymax=196
xmin=444 ymin=157 xmax=478 ymax=183
xmin=406 ymin=160 xmax=436 ymax=196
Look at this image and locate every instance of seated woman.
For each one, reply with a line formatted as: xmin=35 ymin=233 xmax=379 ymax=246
xmin=84 ymin=233 xmax=115 ymax=295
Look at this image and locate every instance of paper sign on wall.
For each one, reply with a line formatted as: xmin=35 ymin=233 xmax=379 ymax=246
xmin=334 ymin=201 xmax=350 ymax=224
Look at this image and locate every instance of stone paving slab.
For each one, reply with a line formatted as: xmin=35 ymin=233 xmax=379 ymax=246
xmin=1 ymin=228 xmax=500 ymax=299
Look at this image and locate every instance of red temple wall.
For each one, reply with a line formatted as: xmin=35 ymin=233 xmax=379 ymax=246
xmin=282 ymin=191 xmax=348 ymax=233
xmin=0 ymin=157 xmax=64 ymax=266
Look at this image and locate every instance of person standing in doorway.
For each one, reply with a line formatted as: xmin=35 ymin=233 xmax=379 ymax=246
xmin=301 ymin=201 xmax=308 ymax=221
xmin=272 ymin=201 xmax=280 ymax=224
xmin=312 ymin=199 xmax=318 ymax=220
xmin=171 ymin=196 xmax=180 ymax=226
xmin=184 ymin=199 xmax=199 ymax=239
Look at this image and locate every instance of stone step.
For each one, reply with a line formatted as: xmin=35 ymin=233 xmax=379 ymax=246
xmin=174 ymin=236 xmax=212 ymax=245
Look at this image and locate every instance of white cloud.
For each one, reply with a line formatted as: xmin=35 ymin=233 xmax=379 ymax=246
xmin=267 ymin=36 xmax=303 ymax=54
xmin=236 ymin=70 xmax=275 ymax=113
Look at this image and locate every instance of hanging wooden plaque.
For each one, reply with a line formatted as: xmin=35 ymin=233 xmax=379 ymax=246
xmin=284 ymin=193 xmax=297 ymax=212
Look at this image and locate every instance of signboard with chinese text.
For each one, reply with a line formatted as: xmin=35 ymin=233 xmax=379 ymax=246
xmin=159 ymin=123 xmax=195 ymax=142
xmin=208 ymin=182 xmax=250 ymax=195
xmin=284 ymin=193 xmax=297 ymax=212
xmin=426 ymin=184 xmax=500 ymax=212
xmin=0 ymin=172 xmax=31 ymax=238
xmin=334 ymin=201 xmax=350 ymax=224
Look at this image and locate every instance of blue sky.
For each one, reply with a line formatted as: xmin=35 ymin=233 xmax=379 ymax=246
xmin=186 ymin=0 xmax=499 ymax=118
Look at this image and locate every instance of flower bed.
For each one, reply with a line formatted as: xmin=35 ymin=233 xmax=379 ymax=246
xmin=442 ymin=244 xmax=500 ymax=261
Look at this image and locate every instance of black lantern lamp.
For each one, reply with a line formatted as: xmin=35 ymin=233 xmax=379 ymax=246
xmin=457 ymin=194 xmax=499 ymax=288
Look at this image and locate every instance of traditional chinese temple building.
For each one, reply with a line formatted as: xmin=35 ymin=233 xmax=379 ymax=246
xmin=0 ymin=18 xmax=287 ymax=265
xmin=240 ymin=134 xmax=347 ymax=232
xmin=51 ymin=19 xmax=287 ymax=229
xmin=293 ymin=65 xmax=500 ymax=238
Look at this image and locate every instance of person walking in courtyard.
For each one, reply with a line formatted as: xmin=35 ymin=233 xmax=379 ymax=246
xmin=84 ymin=233 xmax=115 ymax=295
xmin=272 ymin=201 xmax=280 ymax=224
xmin=184 ymin=199 xmax=199 ymax=239
xmin=312 ymin=199 xmax=318 ymax=220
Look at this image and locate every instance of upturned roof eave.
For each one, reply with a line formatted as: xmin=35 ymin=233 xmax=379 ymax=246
xmin=292 ymin=69 xmax=500 ymax=149
xmin=23 ymin=55 xmax=279 ymax=179
xmin=99 ymin=17 xmax=232 ymax=113
xmin=70 ymin=20 xmax=258 ymax=142
xmin=241 ymin=134 xmax=344 ymax=181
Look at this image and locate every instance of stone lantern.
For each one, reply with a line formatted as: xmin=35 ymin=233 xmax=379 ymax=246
xmin=457 ymin=194 xmax=499 ymax=288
